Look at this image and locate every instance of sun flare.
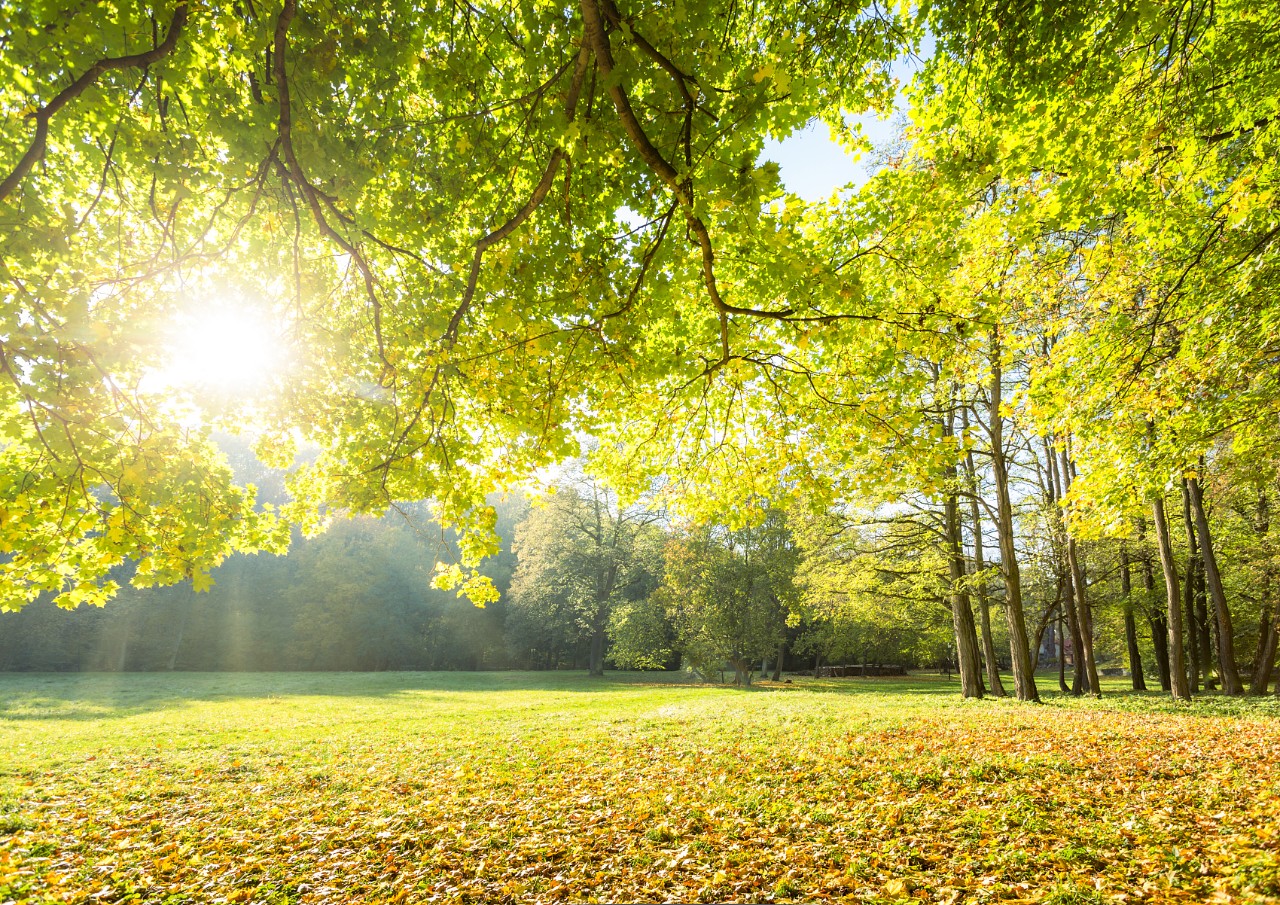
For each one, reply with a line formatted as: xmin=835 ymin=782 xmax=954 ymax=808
xmin=151 ymin=301 xmax=290 ymax=398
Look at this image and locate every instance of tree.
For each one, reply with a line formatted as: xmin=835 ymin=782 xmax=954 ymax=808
xmin=506 ymin=469 xmax=662 ymax=675
xmin=1 ymin=0 xmax=909 ymax=608
xmin=6 ymin=1 xmax=1280 ymax=706
xmin=658 ymin=508 xmax=794 ymax=685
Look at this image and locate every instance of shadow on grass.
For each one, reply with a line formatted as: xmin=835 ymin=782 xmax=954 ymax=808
xmin=5 ymin=669 xmax=1270 ymax=724
xmin=0 ymin=669 xmax=968 ymax=722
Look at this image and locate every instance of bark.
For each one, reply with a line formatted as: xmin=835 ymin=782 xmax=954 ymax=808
xmin=945 ymin=483 xmax=985 ymax=699
xmin=771 ymin=639 xmax=785 ymax=682
xmin=963 ymin=413 xmax=1006 ymax=696
xmin=167 ymin=587 xmax=195 ymax=671
xmin=943 ymin=407 xmax=984 ymax=699
xmin=1252 ymin=598 xmax=1277 ymax=695
xmin=1152 ymin=495 xmax=1191 ymax=700
xmin=1179 ymin=480 xmax=1204 ymax=691
xmin=1030 ymin=592 xmax=1059 ymax=672
xmin=1048 ymin=439 xmax=1087 ymax=694
xmin=1187 ymin=475 xmax=1244 ymax=694
xmin=1251 ymin=493 xmax=1276 ymax=695
xmin=1198 ymin=561 xmax=1218 ymax=689
xmin=988 ymin=336 xmax=1039 ymax=702
xmin=1057 ymin=606 xmax=1069 ymax=692
xmin=1138 ymin=523 xmax=1172 ymax=691
xmin=1120 ymin=546 xmax=1147 ymax=691
xmin=588 ymin=624 xmax=606 ymax=677
xmin=1057 ymin=443 xmax=1101 ymax=697
xmin=1148 ymin=613 xmax=1172 ymax=691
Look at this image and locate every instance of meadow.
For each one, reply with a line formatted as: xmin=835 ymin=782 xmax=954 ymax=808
xmin=2 ymin=672 xmax=1277 ymax=904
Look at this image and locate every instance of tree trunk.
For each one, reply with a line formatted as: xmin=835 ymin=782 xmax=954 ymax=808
xmin=1196 ymin=566 xmax=1215 ymax=689
xmin=1138 ymin=524 xmax=1172 ymax=691
xmin=1057 ymin=606 xmax=1068 ymax=692
xmin=1186 ymin=474 xmax=1244 ymax=695
xmin=1152 ymin=495 xmax=1191 ymax=701
xmin=1179 ymin=480 xmax=1203 ymax=691
xmin=1058 ymin=443 xmax=1100 ymax=696
xmin=963 ymin=415 xmax=1006 ymax=697
xmin=588 ymin=623 xmax=606 ymax=677
xmin=1064 ymin=542 xmax=1105 ymax=696
xmin=1120 ymin=546 xmax=1147 ymax=691
xmin=1030 ymin=594 xmax=1058 ymax=672
xmin=167 ymin=587 xmax=195 ymax=671
xmin=988 ymin=336 xmax=1039 ymax=702
xmin=1251 ymin=492 xmax=1276 ymax=695
xmin=945 ymin=486 xmax=985 ymax=699
xmin=1048 ymin=440 xmax=1087 ymax=695
xmin=1252 ymin=598 xmax=1277 ymax=695
xmin=771 ymin=639 xmax=785 ymax=682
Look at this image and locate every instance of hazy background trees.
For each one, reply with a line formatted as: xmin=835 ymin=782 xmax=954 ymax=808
xmin=2 ymin=439 xmax=1276 ymax=696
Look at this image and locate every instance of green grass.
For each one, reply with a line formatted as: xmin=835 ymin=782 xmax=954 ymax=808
xmin=2 ymin=671 xmax=1277 ymax=903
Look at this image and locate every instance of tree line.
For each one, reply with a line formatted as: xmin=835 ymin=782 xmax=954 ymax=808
xmin=5 ymin=439 xmax=1275 ymax=697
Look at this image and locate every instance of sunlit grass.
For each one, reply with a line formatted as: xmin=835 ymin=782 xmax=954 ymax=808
xmin=2 ymin=672 xmax=1277 ymax=903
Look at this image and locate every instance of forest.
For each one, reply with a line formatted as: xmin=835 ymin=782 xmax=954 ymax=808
xmin=3 ymin=428 xmax=1276 ymax=703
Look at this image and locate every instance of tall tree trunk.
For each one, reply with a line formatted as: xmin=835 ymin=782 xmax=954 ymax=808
xmin=1138 ymin=521 xmax=1172 ymax=691
xmin=1120 ymin=545 xmax=1147 ymax=690
xmin=1252 ymin=597 xmax=1277 ymax=695
xmin=1179 ymin=480 xmax=1203 ymax=691
xmin=167 ymin=586 xmax=195 ymax=671
xmin=988 ymin=335 xmax=1039 ymax=702
xmin=1192 ymin=563 xmax=1213 ymax=691
xmin=963 ymin=413 xmax=1006 ymax=697
xmin=771 ymin=639 xmax=785 ymax=682
xmin=1186 ymin=474 xmax=1244 ymax=695
xmin=1251 ymin=492 xmax=1276 ymax=695
xmin=1057 ymin=442 xmax=1101 ymax=697
xmin=1057 ymin=605 xmax=1069 ymax=693
xmin=1048 ymin=439 xmax=1087 ymax=695
xmin=1152 ymin=495 xmax=1191 ymax=701
xmin=945 ymin=487 xmax=984 ymax=699
xmin=588 ymin=622 xmax=606 ymax=677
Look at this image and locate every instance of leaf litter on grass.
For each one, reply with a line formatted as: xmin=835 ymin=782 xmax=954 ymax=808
xmin=0 ymin=673 xmax=1277 ymax=904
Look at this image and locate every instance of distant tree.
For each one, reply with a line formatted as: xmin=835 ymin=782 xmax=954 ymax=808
xmin=506 ymin=470 xmax=662 ymax=675
xmin=658 ymin=508 xmax=794 ymax=686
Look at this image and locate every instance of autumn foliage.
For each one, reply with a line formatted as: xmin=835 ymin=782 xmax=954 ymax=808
xmin=2 ymin=673 xmax=1277 ymax=904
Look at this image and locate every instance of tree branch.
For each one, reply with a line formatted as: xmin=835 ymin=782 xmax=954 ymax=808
xmin=0 ymin=3 xmax=190 ymax=203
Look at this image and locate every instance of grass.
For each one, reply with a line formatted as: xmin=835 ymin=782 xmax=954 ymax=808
xmin=2 ymin=671 xmax=1278 ymax=904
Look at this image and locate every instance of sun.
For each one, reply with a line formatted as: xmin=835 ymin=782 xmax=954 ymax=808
xmin=149 ymin=299 xmax=290 ymax=398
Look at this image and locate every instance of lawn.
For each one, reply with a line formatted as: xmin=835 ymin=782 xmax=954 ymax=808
xmin=1 ymin=671 xmax=1277 ymax=904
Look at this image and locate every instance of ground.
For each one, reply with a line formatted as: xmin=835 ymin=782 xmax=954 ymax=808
xmin=1 ymin=672 xmax=1277 ymax=904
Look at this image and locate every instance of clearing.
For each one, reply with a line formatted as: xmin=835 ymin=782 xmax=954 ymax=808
xmin=1 ymin=672 xmax=1277 ymax=904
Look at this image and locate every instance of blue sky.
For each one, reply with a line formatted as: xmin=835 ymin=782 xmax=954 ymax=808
xmin=759 ymin=42 xmax=930 ymax=201
xmin=760 ymin=112 xmax=904 ymax=201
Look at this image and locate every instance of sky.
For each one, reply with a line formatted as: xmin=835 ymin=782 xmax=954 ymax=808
xmin=759 ymin=42 xmax=930 ymax=201
xmin=760 ymin=112 xmax=904 ymax=201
